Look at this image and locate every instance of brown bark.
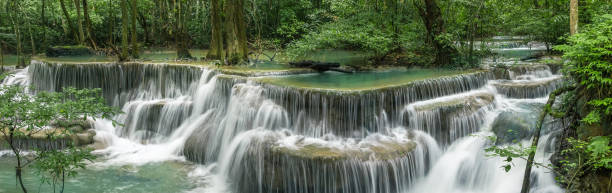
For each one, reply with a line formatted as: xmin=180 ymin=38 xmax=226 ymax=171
xmin=82 ymin=0 xmax=98 ymax=49
xmin=520 ymin=85 xmax=576 ymax=193
xmin=137 ymin=11 xmax=150 ymax=45
xmin=570 ymin=0 xmax=578 ymax=35
xmin=28 ymin=23 xmax=35 ymax=55
xmin=414 ymin=0 xmax=457 ymax=66
xmin=59 ymin=0 xmax=80 ymax=44
xmin=224 ymin=0 xmax=248 ymax=64
xmin=175 ymin=0 xmax=192 ymax=59
xmin=207 ymin=0 xmax=224 ymax=61
xmin=41 ymin=0 xmax=47 ymax=49
xmin=130 ymin=0 xmax=139 ymax=58
xmin=9 ymin=1 xmax=25 ymax=67
xmin=74 ymin=0 xmax=85 ymax=44
xmin=120 ymin=0 xmax=129 ymax=61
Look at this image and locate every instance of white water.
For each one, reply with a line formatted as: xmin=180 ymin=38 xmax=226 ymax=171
xmin=2 ymin=55 xmax=566 ymax=193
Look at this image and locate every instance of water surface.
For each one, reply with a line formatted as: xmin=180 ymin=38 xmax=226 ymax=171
xmin=260 ymin=68 xmax=474 ymax=90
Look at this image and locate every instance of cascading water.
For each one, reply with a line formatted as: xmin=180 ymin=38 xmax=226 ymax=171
xmin=2 ymin=54 xmax=565 ymax=193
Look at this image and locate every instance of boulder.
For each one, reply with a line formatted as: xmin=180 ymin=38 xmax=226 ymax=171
xmin=491 ymin=111 xmax=535 ymax=144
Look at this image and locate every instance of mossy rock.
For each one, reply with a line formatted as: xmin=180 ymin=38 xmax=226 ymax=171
xmin=413 ymin=92 xmax=495 ymax=113
xmin=492 ymin=112 xmax=534 ymax=144
xmin=1 ymin=128 xmax=96 ymax=150
xmin=271 ymin=138 xmax=417 ymax=161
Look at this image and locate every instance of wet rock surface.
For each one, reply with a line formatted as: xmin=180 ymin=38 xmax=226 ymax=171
xmin=492 ymin=76 xmax=563 ymax=98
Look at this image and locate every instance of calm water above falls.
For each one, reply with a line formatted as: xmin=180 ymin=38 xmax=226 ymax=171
xmin=1 ymin=46 xmax=563 ymax=193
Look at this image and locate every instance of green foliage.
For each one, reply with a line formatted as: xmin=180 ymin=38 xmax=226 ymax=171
xmin=555 ymin=14 xmax=612 ymax=125
xmin=285 ymin=17 xmax=394 ymax=59
xmin=33 ymin=146 xmax=96 ymax=192
xmin=558 ymin=137 xmax=612 ymax=188
xmin=0 ymin=76 xmax=120 ymax=192
xmin=484 ymin=135 xmax=537 ymax=172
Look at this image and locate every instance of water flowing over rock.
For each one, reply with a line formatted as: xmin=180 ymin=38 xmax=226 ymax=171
xmin=401 ymin=91 xmax=496 ymax=145
xmin=493 ymin=76 xmax=563 ymax=98
xmin=2 ymin=59 xmax=565 ymax=193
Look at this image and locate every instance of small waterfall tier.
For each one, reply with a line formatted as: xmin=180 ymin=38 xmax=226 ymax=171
xmin=401 ymin=91 xmax=496 ymax=146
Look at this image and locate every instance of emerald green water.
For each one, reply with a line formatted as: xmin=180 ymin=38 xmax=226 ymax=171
xmin=0 ymin=157 xmax=195 ymax=193
xmin=260 ymin=68 xmax=473 ymax=90
xmin=0 ymin=55 xmax=19 ymax=66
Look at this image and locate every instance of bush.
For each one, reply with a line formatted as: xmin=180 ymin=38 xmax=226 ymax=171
xmin=555 ymin=14 xmax=612 ymax=125
xmin=285 ymin=17 xmax=393 ymax=60
xmin=46 ymin=45 xmax=93 ymax=57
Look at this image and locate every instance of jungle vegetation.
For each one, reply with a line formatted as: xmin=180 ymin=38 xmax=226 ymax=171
xmin=0 ymin=0 xmax=608 ymax=67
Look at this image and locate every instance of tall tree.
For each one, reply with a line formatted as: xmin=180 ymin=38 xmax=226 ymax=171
xmin=413 ymin=0 xmax=457 ymax=66
xmin=82 ymin=0 xmax=98 ymax=49
xmin=224 ymin=0 xmax=248 ymax=64
xmin=8 ymin=0 xmax=25 ymax=67
xmin=120 ymin=0 xmax=129 ymax=61
xmin=207 ymin=0 xmax=224 ymax=61
xmin=130 ymin=0 xmax=139 ymax=58
xmin=59 ymin=0 xmax=79 ymax=43
xmin=175 ymin=0 xmax=192 ymax=59
xmin=41 ymin=0 xmax=47 ymax=50
xmin=74 ymin=0 xmax=85 ymax=44
xmin=570 ymin=0 xmax=578 ymax=35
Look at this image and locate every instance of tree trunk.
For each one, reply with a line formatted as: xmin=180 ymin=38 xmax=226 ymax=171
xmin=175 ymin=0 xmax=192 ymax=59
xmin=137 ymin=11 xmax=150 ymax=45
xmin=9 ymin=1 xmax=25 ymax=67
xmin=82 ymin=0 xmax=98 ymax=49
xmin=120 ymin=0 xmax=129 ymax=61
xmin=74 ymin=0 xmax=85 ymax=45
xmin=28 ymin=23 xmax=36 ymax=55
xmin=570 ymin=0 xmax=578 ymax=35
xmin=1 ymin=43 xmax=4 ymax=72
xmin=224 ymin=0 xmax=248 ymax=64
xmin=59 ymin=0 xmax=79 ymax=44
xmin=414 ymin=0 xmax=456 ymax=66
xmin=520 ymin=85 xmax=576 ymax=193
xmin=41 ymin=0 xmax=47 ymax=50
xmin=207 ymin=0 xmax=224 ymax=61
xmin=130 ymin=0 xmax=139 ymax=58
xmin=5 ymin=127 xmax=28 ymax=193
xmin=108 ymin=0 xmax=114 ymax=46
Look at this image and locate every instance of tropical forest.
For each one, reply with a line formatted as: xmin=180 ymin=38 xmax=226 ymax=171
xmin=0 ymin=0 xmax=611 ymax=192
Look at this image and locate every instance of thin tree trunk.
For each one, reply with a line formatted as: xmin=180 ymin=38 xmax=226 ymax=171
xmin=82 ymin=0 xmax=98 ymax=49
xmin=74 ymin=0 xmax=85 ymax=44
xmin=137 ymin=11 xmax=150 ymax=45
xmin=570 ymin=0 xmax=578 ymax=35
xmin=414 ymin=0 xmax=456 ymax=66
xmin=520 ymin=85 xmax=576 ymax=193
xmin=1 ymin=43 xmax=4 ymax=72
xmin=6 ymin=127 xmax=28 ymax=193
xmin=120 ymin=0 xmax=129 ymax=61
xmin=130 ymin=0 xmax=139 ymax=58
xmin=28 ymin=23 xmax=35 ymax=55
xmin=9 ymin=1 xmax=24 ymax=67
xmin=207 ymin=0 xmax=224 ymax=61
xmin=59 ymin=0 xmax=79 ymax=43
xmin=41 ymin=0 xmax=47 ymax=50
xmin=175 ymin=0 xmax=192 ymax=59
xmin=108 ymin=0 xmax=114 ymax=46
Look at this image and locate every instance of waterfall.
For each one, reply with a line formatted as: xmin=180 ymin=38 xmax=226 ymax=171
xmin=4 ymin=58 xmax=566 ymax=193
